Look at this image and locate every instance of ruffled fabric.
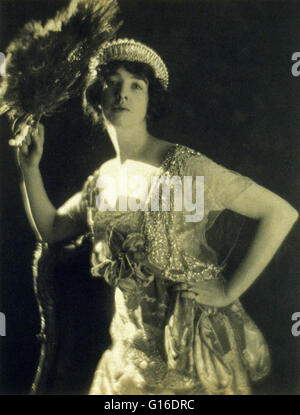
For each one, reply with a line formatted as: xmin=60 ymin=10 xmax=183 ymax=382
xmin=165 ymin=296 xmax=270 ymax=395
xmin=91 ymin=227 xmax=158 ymax=310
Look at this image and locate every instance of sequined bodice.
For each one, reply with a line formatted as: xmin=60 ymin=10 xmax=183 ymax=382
xmin=83 ymin=144 xmax=224 ymax=286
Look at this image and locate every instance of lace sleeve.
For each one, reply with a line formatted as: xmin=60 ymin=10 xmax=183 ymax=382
xmin=185 ymin=152 xmax=255 ymax=212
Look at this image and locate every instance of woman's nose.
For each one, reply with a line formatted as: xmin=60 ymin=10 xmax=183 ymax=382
xmin=116 ymin=83 xmax=128 ymax=103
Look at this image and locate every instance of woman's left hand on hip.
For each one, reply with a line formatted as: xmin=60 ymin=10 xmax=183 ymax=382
xmin=174 ymin=279 xmax=231 ymax=308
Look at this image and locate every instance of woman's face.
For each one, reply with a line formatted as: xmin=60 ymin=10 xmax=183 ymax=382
xmin=101 ymin=65 xmax=149 ymax=128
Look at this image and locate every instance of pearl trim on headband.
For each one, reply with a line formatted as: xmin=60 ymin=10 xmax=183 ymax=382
xmin=89 ymin=38 xmax=169 ymax=90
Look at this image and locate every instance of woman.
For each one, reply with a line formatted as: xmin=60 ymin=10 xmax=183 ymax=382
xmin=14 ymin=38 xmax=298 ymax=395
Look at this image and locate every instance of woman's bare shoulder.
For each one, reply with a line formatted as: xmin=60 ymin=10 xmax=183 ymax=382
xmin=154 ymin=138 xmax=176 ymax=150
xmin=152 ymin=138 xmax=177 ymax=157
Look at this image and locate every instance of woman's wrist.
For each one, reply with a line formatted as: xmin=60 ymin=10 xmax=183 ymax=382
xmin=20 ymin=164 xmax=41 ymax=180
xmin=20 ymin=161 xmax=40 ymax=173
xmin=222 ymin=281 xmax=236 ymax=307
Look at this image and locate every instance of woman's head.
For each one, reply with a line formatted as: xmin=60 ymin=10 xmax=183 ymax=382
xmin=82 ymin=39 xmax=169 ymax=127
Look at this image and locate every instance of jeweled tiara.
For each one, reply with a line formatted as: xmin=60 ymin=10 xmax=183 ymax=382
xmin=89 ymin=38 xmax=169 ymax=90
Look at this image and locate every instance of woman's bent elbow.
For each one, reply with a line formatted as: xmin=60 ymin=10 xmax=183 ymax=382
xmin=274 ymin=202 xmax=299 ymax=228
xmin=290 ymin=207 xmax=299 ymax=223
xmin=282 ymin=204 xmax=298 ymax=223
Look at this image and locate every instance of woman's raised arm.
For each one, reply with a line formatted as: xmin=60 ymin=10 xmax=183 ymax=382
xmin=14 ymin=122 xmax=86 ymax=244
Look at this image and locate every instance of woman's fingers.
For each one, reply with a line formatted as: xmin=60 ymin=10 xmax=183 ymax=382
xmin=12 ymin=114 xmax=30 ymax=135
xmin=22 ymin=143 xmax=29 ymax=156
xmin=9 ymin=117 xmax=44 ymax=148
xmin=37 ymin=122 xmax=44 ymax=136
xmin=8 ymin=138 xmax=17 ymax=147
xmin=25 ymin=131 xmax=31 ymax=146
xmin=9 ymin=124 xmax=30 ymax=147
xmin=181 ymin=290 xmax=215 ymax=305
xmin=173 ymin=283 xmax=189 ymax=291
xmin=173 ymin=282 xmax=205 ymax=295
xmin=18 ymin=141 xmax=29 ymax=156
xmin=181 ymin=291 xmax=198 ymax=300
xmin=31 ymin=122 xmax=45 ymax=149
xmin=174 ymin=281 xmax=224 ymax=298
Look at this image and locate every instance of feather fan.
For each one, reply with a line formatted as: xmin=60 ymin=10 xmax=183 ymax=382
xmin=0 ymin=0 xmax=122 ymax=135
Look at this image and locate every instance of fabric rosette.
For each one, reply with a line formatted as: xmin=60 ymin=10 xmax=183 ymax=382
xmin=91 ymin=228 xmax=155 ymax=309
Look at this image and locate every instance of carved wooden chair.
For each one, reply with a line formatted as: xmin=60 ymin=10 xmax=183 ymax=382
xmin=30 ymin=235 xmax=113 ymax=395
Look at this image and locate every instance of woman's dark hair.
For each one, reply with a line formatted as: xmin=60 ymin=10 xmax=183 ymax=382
xmin=82 ymin=60 xmax=167 ymax=126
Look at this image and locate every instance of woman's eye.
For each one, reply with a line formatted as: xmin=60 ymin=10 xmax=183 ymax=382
xmin=106 ymin=79 xmax=117 ymax=87
xmin=132 ymin=82 xmax=142 ymax=90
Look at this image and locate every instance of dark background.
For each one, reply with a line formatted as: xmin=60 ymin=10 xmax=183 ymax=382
xmin=0 ymin=0 xmax=300 ymax=394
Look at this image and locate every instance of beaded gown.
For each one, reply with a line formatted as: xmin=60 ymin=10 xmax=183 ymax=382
xmin=58 ymin=144 xmax=270 ymax=395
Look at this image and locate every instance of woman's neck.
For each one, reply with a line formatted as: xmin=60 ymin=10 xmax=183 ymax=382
xmin=105 ymin=120 xmax=154 ymax=164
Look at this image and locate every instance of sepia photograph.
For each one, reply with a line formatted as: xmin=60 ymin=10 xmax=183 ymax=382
xmin=0 ymin=0 xmax=300 ymax=396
